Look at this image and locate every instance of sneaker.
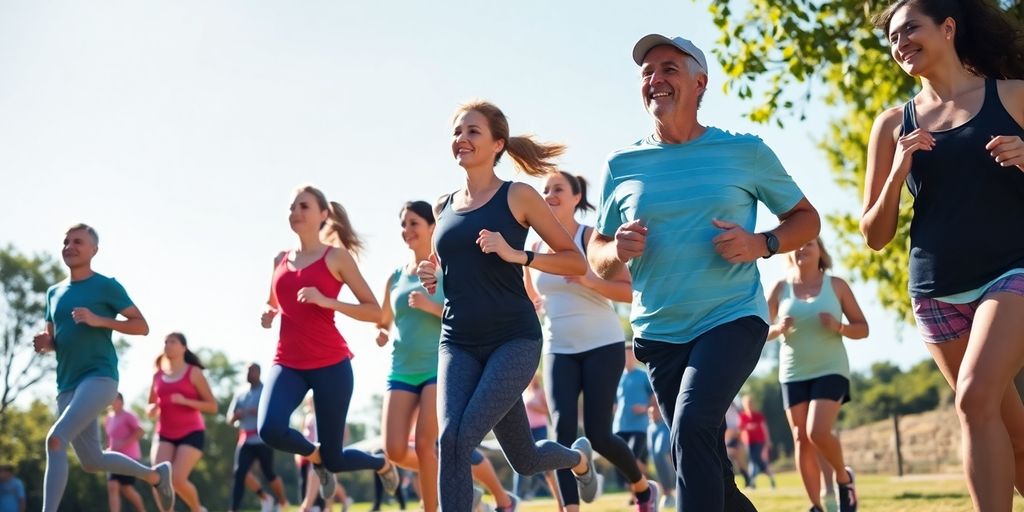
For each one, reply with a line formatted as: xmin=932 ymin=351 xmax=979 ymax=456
xmin=260 ymin=494 xmax=276 ymax=512
xmin=312 ymin=463 xmax=336 ymax=500
xmin=472 ymin=486 xmax=484 ymax=512
xmin=661 ymin=493 xmax=676 ymax=510
xmin=571 ymin=437 xmax=599 ymax=503
xmin=153 ymin=461 xmax=175 ymax=511
xmin=637 ymin=480 xmax=660 ymax=512
xmin=496 ymin=493 xmax=519 ymax=512
xmin=809 ymin=507 xmax=824 ymax=512
xmin=378 ymin=460 xmax=401 ymax=495
xmin=838 ymin=466 xmax=857 ymax=512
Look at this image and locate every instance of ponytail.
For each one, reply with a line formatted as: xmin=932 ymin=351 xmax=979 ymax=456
xmin=294 ymin=185 xmax=364 ymax=256
xmin=505 ymin=136 xmax=567 ymax=177
xmin=155 ymin=332 xmax=206 ymax=370
xmin=325 ymin=201 xmax=364 ymax=256
xmin=557 ymin=171 xmax=595 ymax=213
xmin=454 ymin=100 xmax=566 ymax=177
xmin=875 ymin=0 xmax=1024 ymax=79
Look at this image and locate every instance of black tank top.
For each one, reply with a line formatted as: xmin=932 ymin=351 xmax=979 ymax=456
xmin=902 ymin=78 xmax=1024 ymax=297
xmin=434 ymin=181 xmax=541 ymax=344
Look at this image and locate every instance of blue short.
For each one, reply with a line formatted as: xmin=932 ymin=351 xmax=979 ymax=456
xmin=386 ymin=376 xmax=437 ymax=394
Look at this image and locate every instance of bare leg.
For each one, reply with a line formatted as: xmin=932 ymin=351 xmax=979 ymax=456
xmin=787 ymin=402 xmax=822 ymax=508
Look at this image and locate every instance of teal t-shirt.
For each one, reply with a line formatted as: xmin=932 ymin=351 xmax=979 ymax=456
xmin=388 ymin=265 xmax=444 ymax=383
xmin=45 ymin=273 xmax=134 ymax=392
xmin=596 ymin=128 xmax=805 ymax=344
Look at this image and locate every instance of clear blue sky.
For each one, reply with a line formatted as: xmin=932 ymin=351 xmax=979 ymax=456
xmin=0 ymin=0 xmax=928 ymax=424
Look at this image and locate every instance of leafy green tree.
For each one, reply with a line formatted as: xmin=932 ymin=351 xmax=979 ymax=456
xmin=0 ymin=245 xmax=65 ymax=417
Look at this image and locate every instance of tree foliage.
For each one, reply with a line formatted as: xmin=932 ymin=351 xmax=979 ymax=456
xmin=0 ymin=244 xmax=65 ymax=417
xmin=704 ymin=0 xmax=1024 ymax=320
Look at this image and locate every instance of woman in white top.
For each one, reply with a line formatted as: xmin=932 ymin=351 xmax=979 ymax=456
xmin=525 ymin=171 xmax=657 ymax=510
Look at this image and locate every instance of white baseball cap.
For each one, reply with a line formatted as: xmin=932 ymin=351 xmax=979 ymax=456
xmin=632 ymin=34 xmax=708 ymax=74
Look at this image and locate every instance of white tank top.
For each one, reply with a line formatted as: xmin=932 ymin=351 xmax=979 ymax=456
xmin=532 ymin=224 xmax=627 ymax=354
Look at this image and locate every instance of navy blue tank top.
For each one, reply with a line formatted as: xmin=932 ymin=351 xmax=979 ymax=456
xmin=434 ymin=181 xmax=541 ymax=344
xmin=902 ymin=79 xmax=1024 ymax=297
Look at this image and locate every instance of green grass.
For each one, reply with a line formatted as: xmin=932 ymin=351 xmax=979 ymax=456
xmin=299 ymin=472 xmax=1024 ymax=512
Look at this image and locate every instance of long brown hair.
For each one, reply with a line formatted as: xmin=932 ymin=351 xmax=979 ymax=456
xmin=874 ymin=0 xmax=1024 ymax=79
xmin=453 ymin=100 xmax=566 ymax=177
xmin=296 ymin=185 xmax=364 ymax=256
xmin=155 ymin=332 xmax=206 ymax=369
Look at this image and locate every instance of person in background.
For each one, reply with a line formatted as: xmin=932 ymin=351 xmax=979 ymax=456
xmin=0 ymin=465 xmax=26 ymax=512
xmin=104 ymin=392 xmax=146 ymax=512
xmin=738 ymin=395 xmax=776 ymax=490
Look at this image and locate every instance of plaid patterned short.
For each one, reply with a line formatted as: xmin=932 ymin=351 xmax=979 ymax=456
xmin=912 ymin=273 xmax=1024 ymax=343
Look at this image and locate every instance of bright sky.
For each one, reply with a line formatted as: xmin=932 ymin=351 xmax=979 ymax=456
xmin=0 ymin=1 xmax=929 ymax=425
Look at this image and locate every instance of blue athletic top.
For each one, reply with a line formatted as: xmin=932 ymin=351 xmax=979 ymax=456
xmin=902 ymin=78 xmax=1024 ymax=298
xmin=434 ymin=181 xmax=541 ymax=345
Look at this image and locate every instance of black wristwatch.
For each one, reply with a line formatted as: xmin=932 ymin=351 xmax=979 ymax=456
xmin=761 ymin=232 xmax=780 ymax=259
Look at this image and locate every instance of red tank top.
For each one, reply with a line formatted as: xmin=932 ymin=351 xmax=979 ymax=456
xmin=272 ymin=247 xmax=353 ymax=369
xmin=153 ymin=365 xmax=205 ymax=439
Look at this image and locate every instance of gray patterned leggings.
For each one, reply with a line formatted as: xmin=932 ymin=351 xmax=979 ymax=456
xmin=437 ymin=338 xmax=581 ymax=511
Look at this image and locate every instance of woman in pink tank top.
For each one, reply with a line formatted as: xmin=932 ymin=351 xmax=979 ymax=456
xmin=257 ymin=185 xmax=397 ymax=500
xmin=147 ymin=332 xmax=217 ymax=512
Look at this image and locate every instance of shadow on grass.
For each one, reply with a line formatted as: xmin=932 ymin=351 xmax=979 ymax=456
xmin=893 ymin=492 xmax=969 ymax=500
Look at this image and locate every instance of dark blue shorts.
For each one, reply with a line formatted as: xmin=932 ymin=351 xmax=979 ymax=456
xmin=781 ymin=374 xmax=851 ymax=409
xmin=159 ymin=429 xmax=205 ymax=450
xmin=387 ymin=376 xmax=438 ymax=394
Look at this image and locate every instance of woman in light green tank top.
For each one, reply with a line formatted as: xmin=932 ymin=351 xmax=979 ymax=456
xmin=766 ymin=237 xmax=869 ymax=512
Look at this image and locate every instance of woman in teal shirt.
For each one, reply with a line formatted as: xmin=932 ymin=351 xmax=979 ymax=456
xmin=375 ymin=201 xmax=445 ymax=512
xmin=767 ymin=237 xmax=869 ymax=512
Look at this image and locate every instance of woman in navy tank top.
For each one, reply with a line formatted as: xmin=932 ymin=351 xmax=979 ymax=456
xmin=416 ymin=101 xmax=598 ymax=510
xmin=863 ymin=1 xmax=1024 ymax=509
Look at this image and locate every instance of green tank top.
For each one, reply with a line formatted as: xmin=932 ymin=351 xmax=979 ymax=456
xmin=776 ymin=274 xmax=850 ymax=383
xmin=388 ymin=266 xmax=444 ymax=383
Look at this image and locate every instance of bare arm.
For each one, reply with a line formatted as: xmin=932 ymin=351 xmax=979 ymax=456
xmin=510 ymin=183 xmax=586 ymax=276
xmin=765 ymin=280 xmax=790 ymax=340
xmin=831 ymin=277 xmax=870 ymax=340
xmin=377 ymin=275 xmax=396 ymax=331
xmin=261 ymin=252 xmax=285 ymax=328
xmin=79 ymin=305 xmax=149 ymax=336
xmin=767 ymin=198 xmax=821 ymax=254
xmin=177 ymin=367 xmax=219 ymax=414
xmin=860 ymin=107 xmax=931 ymax=250
xmin=316 ymin=247 xmax=382 ymax=323
xmin=570 ymin=227 xmax=632 ymax=302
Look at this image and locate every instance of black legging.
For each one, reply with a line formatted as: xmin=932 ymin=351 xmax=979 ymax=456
xmin=544 ymin=341 xmax=644 ymax=505
xmin=232 ymin=442 xmax=278 ymax=510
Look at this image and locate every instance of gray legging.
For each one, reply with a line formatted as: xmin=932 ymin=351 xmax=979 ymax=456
xmin=437 ymin=338 xmax=581 ymax=511
xmin=44 ymin=377 xmax=154 ymax=512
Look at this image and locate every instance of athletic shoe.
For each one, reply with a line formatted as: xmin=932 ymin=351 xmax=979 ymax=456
xmin=838 ymin=466 xmax=857 ymax=512
xmin=496 ymin=492 xmax=519 ymax=512
xmin=153 ymin=461 xmax=175 ymax=511
xmin=661 ymin=493 xmax=676 ymax=510
xmin=312 ymin=463 xmax=336 ymax=500
xmin=472 ymin=486 xmax=484 ymax=512
xmin=571 ymin=437 xmax=599 ymax=503
xmin=809 ymin=507 xmax=824 ymax=512
xmin=260 ymin=494 xmax=276 ymax=512
xmin=378 ymin=460 xmax=401 ymax=495
xmin=637 ymin=480 xmax=660 ymax=512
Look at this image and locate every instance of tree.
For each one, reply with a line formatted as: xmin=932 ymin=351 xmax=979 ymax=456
xmin=704 ymin=0 xmax=1024 ymax=319
xmin=0 ymin=245 xmax=65 ymax=417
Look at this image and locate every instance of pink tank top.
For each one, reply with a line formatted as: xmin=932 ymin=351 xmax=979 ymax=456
xmin=105 ymin=410 xmax=142 ymax=460
xmin=153 ymin=365 xmax=205 ymax=439
xmin=272 ymin=248 xmax=353 ymax=369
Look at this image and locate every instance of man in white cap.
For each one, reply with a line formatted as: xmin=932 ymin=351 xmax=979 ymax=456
xmin=588 ymin=34 xmax=821 ymax=511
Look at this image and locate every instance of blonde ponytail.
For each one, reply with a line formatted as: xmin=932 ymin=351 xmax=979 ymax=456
xmin=294 ymin=185 xmax=364 ymax=256
xmin=324 ymin=201 xmax=364 ymax=256
xmin=506 ymin=136 xmax=566 ymax=177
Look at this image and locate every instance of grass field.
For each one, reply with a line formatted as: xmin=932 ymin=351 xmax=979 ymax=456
xmin=313 ymin=472 xmax=1024 ymax=511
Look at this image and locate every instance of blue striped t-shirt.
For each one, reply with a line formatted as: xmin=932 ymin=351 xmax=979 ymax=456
xmin=596 ymin=127 xmax=805 ymax=344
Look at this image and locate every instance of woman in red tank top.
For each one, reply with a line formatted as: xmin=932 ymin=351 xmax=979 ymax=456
xmin=146 ymin=332 xmax=217 ymax=512
xmin=257 ymin=184 xmax=398 ymax=500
